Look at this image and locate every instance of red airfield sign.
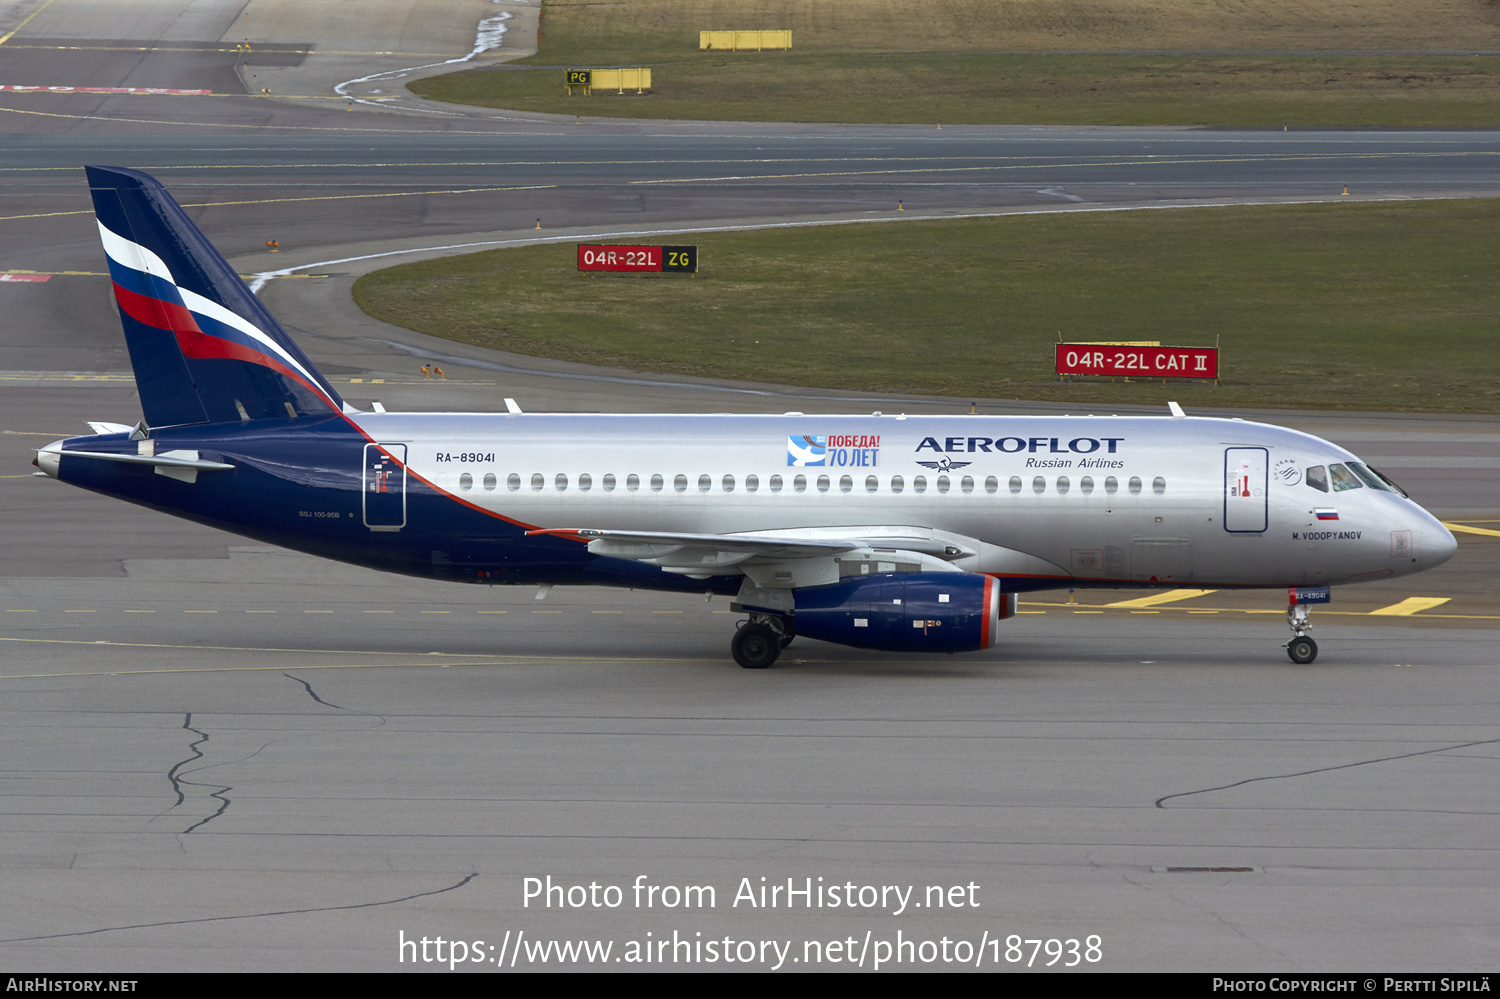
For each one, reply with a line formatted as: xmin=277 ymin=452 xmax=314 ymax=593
xmin=577 ymin=244 xmax=697 ymax=273
xmin=1056 ymin=344 xmax=1218 ymax=379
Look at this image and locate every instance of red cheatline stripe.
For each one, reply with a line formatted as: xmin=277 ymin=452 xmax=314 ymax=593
xmin=524 ymin=529 xmax=591 ymax=543
xmin=112 ymin=281 xmax=196 ymax=333
xmin=175 ymin=328 xmax=341 ymax=412
xmin=112 ymin=280 xmax=340 ymax=412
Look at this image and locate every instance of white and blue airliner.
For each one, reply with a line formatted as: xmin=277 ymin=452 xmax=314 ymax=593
xmin=33 ymin=168 xmax=1457 ymax=667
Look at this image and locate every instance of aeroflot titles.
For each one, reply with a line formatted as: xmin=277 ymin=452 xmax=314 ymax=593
xmin=915 ymin=436 xmax=1125 ymax=454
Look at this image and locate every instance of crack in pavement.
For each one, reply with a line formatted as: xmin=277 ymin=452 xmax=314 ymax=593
xmin=1156 ymin=736 xmax=1500 ymax=808
xmin=152 ymin=712 xmax=234 ymax=834
xmin=284 ymin=672 xmax=386 ymax=724
xmin=164 ymin=712 xmax=205 ymax=810
xmin=0 ymin=873 xmax=479 ymax=943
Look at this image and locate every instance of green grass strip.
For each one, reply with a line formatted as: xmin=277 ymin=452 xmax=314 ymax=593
xmin=416 ymin=53 xmax=1500 ymax=128
xmin=352 ymin=200 xmax=1500 ymax=412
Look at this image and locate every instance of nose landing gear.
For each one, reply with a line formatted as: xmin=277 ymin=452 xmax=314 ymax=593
xmin=1284 ymin=586 xmax=1329 ymax=663
xmin=1286 ymin=631 xmax=1318 ymax=665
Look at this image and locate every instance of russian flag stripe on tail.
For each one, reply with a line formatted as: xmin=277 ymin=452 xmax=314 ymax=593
xmin=86 ymin=165 xmax=344 ymax=427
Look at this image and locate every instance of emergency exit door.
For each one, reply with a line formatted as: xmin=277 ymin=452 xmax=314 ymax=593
xmin=363 ymin=443 xmax=407 ymax=531
xmin=1224 ymin=447 xmax=1268 ymax=533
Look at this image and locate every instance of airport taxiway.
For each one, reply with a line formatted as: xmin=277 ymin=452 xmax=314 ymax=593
xmin=2 ymin=0 xmax=1499 ymax=972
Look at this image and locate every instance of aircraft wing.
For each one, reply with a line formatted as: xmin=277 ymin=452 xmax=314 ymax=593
xmin=523 ymin=526 xmax=979 ymax=589
xmin=525 ymin=527 xmax=860 ymax=570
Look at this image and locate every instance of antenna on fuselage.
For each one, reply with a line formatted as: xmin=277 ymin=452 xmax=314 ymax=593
xmin=1167 ymin=401 xmax=1186 ymax=420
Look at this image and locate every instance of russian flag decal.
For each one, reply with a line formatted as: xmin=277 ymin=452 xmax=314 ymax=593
xmin=1315 ymin=508 xmax=1339 ymax=521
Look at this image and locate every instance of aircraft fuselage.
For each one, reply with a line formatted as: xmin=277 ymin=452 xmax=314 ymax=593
xmin=39 ymin=412 xmax=1454 ymax=594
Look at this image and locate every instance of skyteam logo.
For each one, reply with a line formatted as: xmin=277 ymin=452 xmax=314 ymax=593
xmin=788 ymin=435 xmax=827 ymax=466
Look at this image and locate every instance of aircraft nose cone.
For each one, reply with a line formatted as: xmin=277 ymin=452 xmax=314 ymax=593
xmin=1427 ymin=520 xmax=1458 ymax=568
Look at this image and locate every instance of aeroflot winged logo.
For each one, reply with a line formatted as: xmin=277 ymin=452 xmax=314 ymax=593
xmin=787 ymin=434 xmax=882 ymax=467
xmin=916 ymin=456 xmax=971 ymax=472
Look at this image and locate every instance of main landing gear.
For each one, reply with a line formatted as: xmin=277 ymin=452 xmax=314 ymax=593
xmin=731 ymin=614 xmax=794 ymax=669
xmin=1285 ymin=600 xmax=1318 ymax=664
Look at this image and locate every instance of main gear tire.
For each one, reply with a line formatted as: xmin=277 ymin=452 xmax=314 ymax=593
xmin=732 ymin=623 xmax=781 ymax=669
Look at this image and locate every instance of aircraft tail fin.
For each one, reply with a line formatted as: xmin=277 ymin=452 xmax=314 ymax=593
xmin=86 ymin=165 xmax=345 ymax=427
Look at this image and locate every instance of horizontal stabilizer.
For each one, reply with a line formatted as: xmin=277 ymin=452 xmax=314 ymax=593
xmin=34 ymin=440 xmax=233 ymax=485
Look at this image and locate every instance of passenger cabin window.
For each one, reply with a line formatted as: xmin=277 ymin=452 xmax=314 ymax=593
xmin=602 ymin=474 xmax=616 ymax=492
xmin=1056 ymin=476 xmax=1070 ymax=495
xmin=745 ymin=474 xmax=758 ymax=493
xmin=628 ymin=474 xmax=641 ymax=492
xmin=770 ymin=475 xmax=783 ymax=493
xmin=1153 ymin=476 xmax=1166 ymax=495
xmin=483 ymin=473 xmax=497 ymax=491
xmin=913 ymin=475 xmax=927 ymax=494
xmin=650 ymin=474 xmax=663 ymax=492
xmin=817 ymin=475 xmax=830 ymax=493
xmin=985 ymin=476 xmax=998 ymax=494
xmin=507 ymin=473 xmax=521 ymax=492
xmin=961 ymin=475 xmax=974 ymax=494
xmin=1329 ymin=463 xmax=1362 ymax=492
xmin=555 ymin=473 xmax=568 ymax=491
xmin=839 ymin=475 xmax=853 ymax=493
xmin=794 ymin=475 xmax=807 ymax=493
xmin=1305 ymin=465 xmax=1329 ymax=492
xmin=891 ymin=475 xmax=905 ymax=494
xmin=697 ymin=474 xmax=711 ymax=493
xmin=1032 ymin=476 xmax=1045 ymax=494
xmin=674 ymin=474 xmax=688 ymax=493
xmin=1128 ymin=476 xmax=1142 ymax=495
xmin=459 ymin=473 xmax=473 ymax=490
xmin=1080 ymin=476 xmax=1094 ymax=494
xmin=936 ymin=475 xmax=950 ymax=494
xmin=578 ymin=473 xmax=591 ymax=492
xmin=722 ymin=474 xmax=735 ymax=492
xmin=1104 ymin=476 xmax=1118 ymax=494
xmin=865 ymin=475 xmax=878 ymax=493
xmin=531 ymin=473 xmax=544 ymax=491
xmin=1008 ymin=476 xmax=1021 ymax=494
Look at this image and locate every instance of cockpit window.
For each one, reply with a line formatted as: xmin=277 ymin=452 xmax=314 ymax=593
xmin=1329 ymin=463 xmax=1363 ymax=491
xmin=1368 ymin=465 xmax=1408 ymax=498
xmin=1305 ymin=465 xmax=1329 ymax=492
xmin=1348 ymin=462 xmax=1396 ymax=493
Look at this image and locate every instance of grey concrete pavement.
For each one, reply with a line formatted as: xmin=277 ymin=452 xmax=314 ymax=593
xmin=3 ymin=0 xmax=1500 ymax=973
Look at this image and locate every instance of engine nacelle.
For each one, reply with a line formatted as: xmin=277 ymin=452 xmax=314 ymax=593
xmin=792 ymin=572 xmax=1014 ymax=653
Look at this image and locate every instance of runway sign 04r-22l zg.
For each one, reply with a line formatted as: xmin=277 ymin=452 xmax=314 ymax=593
xmin=577 ymin=244 xmax=697 ymax=273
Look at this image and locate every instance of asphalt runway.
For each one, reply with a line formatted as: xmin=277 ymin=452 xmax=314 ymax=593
xmin=2 ymin=0 xmax=1499 ymax=973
